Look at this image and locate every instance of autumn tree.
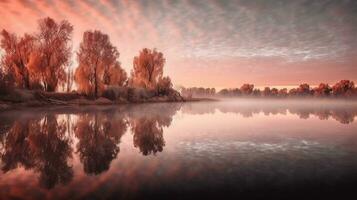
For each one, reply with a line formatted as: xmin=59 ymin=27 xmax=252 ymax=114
xmin=278 ymin=88 xmax=288 ymax=97
xmin=240 ymin=84 xmax=254 ymax=95
xmin=263 ymin=87 xmax=271 ymax=97
xmin=270 ymin=88 xmax=279 ymax=97
xmin=297 ymin=83 xmax=312 ymax=96
xmin=0 ymin=65 xmax=14 ymax=94
xmin=75 ymin=30 xmax=126 ymax=98
xmin=156 ymin=76 xmax=172 ymax=95
xmin=252 ymin=89 xmax=261 ymax=96
xmin=28 ymin=17 xmax=73 ymax=92
xmin=332 ymin=80 xmax=355 ymax=97
xmin=0 ymin=30 xmax=35 ymax=89
xmin=103 ymin=61 xmax=127 ymax=86
xmin=66 ymin=66 xmax=74 ymax=92
xmin=313 ymin=83 xmax=331 ymax=97
xmin=130 ymin=115 xmax=166 ymax=156
xmin=130 ymin=48 xmax=165 ymax=89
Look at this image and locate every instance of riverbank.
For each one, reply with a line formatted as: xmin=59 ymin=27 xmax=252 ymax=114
xmin=0 ymin=89 xmax=219 ymax=111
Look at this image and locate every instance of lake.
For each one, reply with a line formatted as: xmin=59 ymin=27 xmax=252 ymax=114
xmin=0 ymin=99 xmax=357 ymax=199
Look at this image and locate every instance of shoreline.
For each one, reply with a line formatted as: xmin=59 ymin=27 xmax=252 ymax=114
xmin=0 ymin=97 xmax=219 ymax=111
xmin=2 ymin=96 xmax=357 ymax=112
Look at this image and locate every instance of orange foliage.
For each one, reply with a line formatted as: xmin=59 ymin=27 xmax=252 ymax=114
xmin=0 ymin=30 xmax=35 ymax=89
xmin=75 ymin=30 xmax=127 ymax=98
xmin=130 ymin=48 xmax=165 ymax=89
xmin=30 ymin=17 xmax=73 ymax=91
xmin=1 ymin=17 xmax=72 ymax=91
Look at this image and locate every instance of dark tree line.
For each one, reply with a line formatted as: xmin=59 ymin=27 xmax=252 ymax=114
xmin=181 ymin=80 xmax=357 ymax=98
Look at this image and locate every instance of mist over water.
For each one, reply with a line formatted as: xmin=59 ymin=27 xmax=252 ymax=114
xmin=0 ymin=99 xmax=357 ymax=199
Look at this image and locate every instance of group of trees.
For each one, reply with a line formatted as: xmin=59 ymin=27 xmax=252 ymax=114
xmin=181 ymin=87 xmax=216 ymax=98
xmin=0 ymin=17 xmax=173 ymax=98
xmin=181 ymin=80 xmax=357 ymax=98
xmin=0 ymin=17 xmax=73 ymax=92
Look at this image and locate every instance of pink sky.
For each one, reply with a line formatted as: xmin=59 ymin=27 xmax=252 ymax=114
xmin=1 ymin=0 xmax=356 ymax=88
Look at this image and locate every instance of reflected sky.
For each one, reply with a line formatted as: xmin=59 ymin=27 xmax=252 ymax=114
xmin=0 ymin=100 xmax=357 ymax=199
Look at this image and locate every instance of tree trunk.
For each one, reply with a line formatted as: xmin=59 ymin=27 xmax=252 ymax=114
xmin=23 ymin=71 xmax=30 ymax=89
xmin=94 ymin=66 xmax=98 ymax=98
xmin=18 ymin=61 xmax=30 ymax=89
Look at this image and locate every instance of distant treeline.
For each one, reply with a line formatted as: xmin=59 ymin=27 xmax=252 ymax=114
xmin=0 ymin=17 xmax=175 ymax=100
xmin=181 ymin=80 xmax=357 ymax=98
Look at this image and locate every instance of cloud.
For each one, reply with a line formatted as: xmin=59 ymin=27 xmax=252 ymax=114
xmin=0 ymin=0 xmax=357 ymax=87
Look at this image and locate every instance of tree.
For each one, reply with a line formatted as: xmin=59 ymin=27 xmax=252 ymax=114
xmin=297 ymin=83 xmax=312 ymax=96
xmin=156 ymin=76 xmax=172 ymax=95
xmin=288 ymin=88 xmax=298 ymax=96
xmin=0 ymin=65 xmax=14 ymax=94
xmin=103 ymin=61 xmax=127 ymax=86
xmin=0 ymin=30 xmax=35 ymax=89
xmin=29 ymin=17 xmax=73 ymax=92
xmin=130 ymin=48 xmax=165 ymax=89
xmin=240 ymin=84 xmax=254 ymax=95
xmin=75 ymin=30 xmax=124 ymax=98
xmin=210 ymin=88 xmax=216 ymax=96
xmin=332 ymin=80 xmax=355 ymax=97
xmin=252 ymin=88 xmax=261 ymax=96
xmin=313 ymin=83 xmax=331 ymax=97
xmin=270 ymin=88 xmax=279 ymax=97
xmin=66 ymin=66 xmax=74 ymax=92
xmin=263 ymin=87 xmax=271 ymax=97
xmin=218 ymin=89 xmax=229 ymax=96
xmin=278 ymin=88 xmax=288 ymax=97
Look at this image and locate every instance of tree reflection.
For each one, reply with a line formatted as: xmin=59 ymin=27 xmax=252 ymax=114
xmin=28 ymin=115 xmax=73 ymax=189
xmin=0 ymin=104 xmax=180 ymax=189
xmin=0 ymin=115 xmax=73 ymax=189
xmin=74 ymin=112 xmax=127 ymax=175
xmin=182 ymin=102 xmax=357 ymax=124
xmin=1 ymin=120 xmax=34 ymax=172
xmin=130 ymin=117 xmax=165 ymax=156
xmin=128 ymin=103 xmax=180 ymax=156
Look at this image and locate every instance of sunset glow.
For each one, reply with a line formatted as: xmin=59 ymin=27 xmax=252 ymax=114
xmin=1 ymin=0 xmax=356 ymax=88
xmin=1 ymin=1 xmax=357 ymax=199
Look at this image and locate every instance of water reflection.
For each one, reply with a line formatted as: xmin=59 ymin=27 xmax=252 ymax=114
xmin=128 ymin=105 xmax=176 ymax=156
xmin=0 ymin=100 xmax=356 ymax=195
xmin=181 ymin=100 xmax=357 ymax=124
xmin=1 ymin=115 xmax=73 ymax=189
xmin=74 ymin=112 xmax=126 ymax=175
xmin=0 ymin=103 xmax=181 ymax=189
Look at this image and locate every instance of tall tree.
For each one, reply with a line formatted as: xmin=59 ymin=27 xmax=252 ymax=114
xmin=0 ymin=30 xmax=35 ymax=89
xmin=29 ymin=17 xmax=73 ymax=92
xmin=130 ymin=48 xmax=165 ymax=89
xmin=75 ymin=30 xmax=124 ymax=98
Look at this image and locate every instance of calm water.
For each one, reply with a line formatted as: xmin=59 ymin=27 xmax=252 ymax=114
xmin=0 ymin=99 xmax=357 ymax=199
